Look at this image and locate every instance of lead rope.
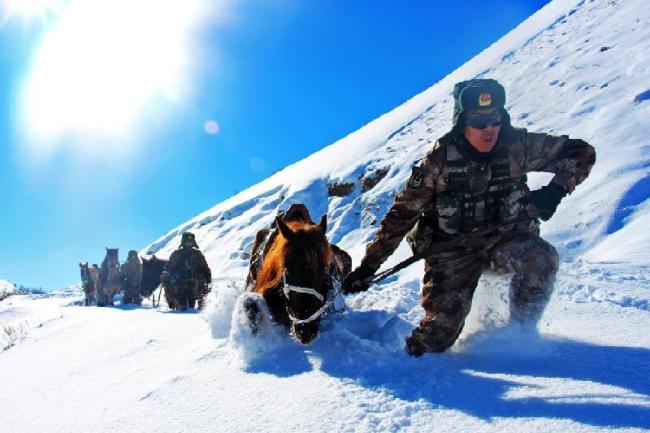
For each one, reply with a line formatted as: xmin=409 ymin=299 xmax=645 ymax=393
xmin=366 ymin=215 xmax=538 ymax=286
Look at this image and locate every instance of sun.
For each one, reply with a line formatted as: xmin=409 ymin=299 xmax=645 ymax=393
xmin=18 ymin=0 xmax=210 ymax=157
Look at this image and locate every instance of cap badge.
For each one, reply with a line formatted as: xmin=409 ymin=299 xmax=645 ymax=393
xmin=479 ymin=92 xmax=492 ymax=107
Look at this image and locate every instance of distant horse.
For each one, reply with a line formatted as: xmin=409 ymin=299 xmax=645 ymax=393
xmin=79 ymin=262 xmax=99 ymax=306
xmin=141 ymin=256 xmax=168 ymax=304
xmin=248 ymin=207 xmax=349 ymax=344
xmin=97 ymin=248 xmax=121 ymax=307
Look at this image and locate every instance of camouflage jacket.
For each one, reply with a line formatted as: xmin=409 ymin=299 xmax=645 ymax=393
xmin=361 ymin=128 xmax=596 ymax=270
xmin=164 ymin=247 xmax=212 ymax=284
xmin=120 ymin=258 xmax=142 ymax=287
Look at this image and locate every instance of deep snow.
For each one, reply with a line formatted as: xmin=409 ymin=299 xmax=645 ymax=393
xmin=2 ymin=0 xmax=650 ymax=431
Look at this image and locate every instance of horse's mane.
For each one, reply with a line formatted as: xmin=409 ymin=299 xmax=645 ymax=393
xmin=254 ymin=221 xmax=331 ymax=295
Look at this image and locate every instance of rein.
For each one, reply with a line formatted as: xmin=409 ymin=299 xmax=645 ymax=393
xmin=366 ymin=216 xmax=537 ymax=286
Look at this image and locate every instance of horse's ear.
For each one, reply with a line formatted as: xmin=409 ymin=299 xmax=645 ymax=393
xmin=318 ymin=214 xmax=327 ymax=233
xmin=105 ymin=247 xmax=109 ymax=252
xmin=276 ymin=217 xmax=295 ymax=241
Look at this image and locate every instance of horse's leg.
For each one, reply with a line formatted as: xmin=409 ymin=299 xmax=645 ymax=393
xmin=242 ymin=296 xmax=262 ymax=335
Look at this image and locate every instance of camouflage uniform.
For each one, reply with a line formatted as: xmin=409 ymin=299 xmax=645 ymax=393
xmin=358 ymin=79 xmax=596 ymax=354
xmin=162 ymin=233 xmax=212 ymax=309
xmin=121 ymin=250 xmax=143 ymax=305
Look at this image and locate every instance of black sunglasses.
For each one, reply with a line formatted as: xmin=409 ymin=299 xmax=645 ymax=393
xmin=465 ymin=113 xmax=502 ymax=129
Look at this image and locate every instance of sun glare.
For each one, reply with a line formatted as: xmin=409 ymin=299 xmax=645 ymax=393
xmin=1 ymin=0 xmax=62 ymax=28
xmin=19 ymin=0 xmax=209 ymax=157
xmin=6 ymin=0 xmax=57 ymax=17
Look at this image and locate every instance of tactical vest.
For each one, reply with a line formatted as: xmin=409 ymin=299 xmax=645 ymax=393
xmin=435 ymin=141 xmax=529 ymax=236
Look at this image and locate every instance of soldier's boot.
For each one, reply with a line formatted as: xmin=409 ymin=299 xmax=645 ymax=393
xmin=243 ymin=297 xmax=261 ymax=335
xmin=510 ymin=284 xmax=554 ymax=329
xmin=405 ymin=322 xmax=465 ymax=356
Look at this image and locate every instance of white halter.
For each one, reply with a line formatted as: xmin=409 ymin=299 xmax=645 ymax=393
xmin=282 ymin=271 xmax=331 ymax=325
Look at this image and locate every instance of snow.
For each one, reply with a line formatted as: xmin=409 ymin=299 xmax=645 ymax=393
xmin=3 ymin=0 xmax=650 ymax=431
xmin=0 ymin=280 xmax=17 ymax=301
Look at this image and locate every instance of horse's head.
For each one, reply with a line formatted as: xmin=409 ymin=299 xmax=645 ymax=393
xmin=276 ymin=214 xmax=331 ymax=344
xmin=104 ymin=248 xmax=119 ymax=267
xmin=79 ymin=262 xmax=89 ymax=281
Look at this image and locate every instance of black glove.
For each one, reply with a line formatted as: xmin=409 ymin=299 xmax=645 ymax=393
xmin=527 ymin=182 xmax=567 ymax=221
xmin=341 ymin=263 xmax=376 ymax=294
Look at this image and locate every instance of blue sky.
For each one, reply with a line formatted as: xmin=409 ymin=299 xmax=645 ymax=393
xmin=0 ymin=0 xmax=549 ymax=290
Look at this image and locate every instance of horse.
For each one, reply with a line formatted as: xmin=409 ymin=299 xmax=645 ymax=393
xmin=141 ymin=256 xmax=168 ymax=306
xmin=97 ymin=248 xmax=121 ymax=307
xmin=249 ymin=211 xmax=343 ymax=344
xmin=79 ymin=262 xmax=99 ymax=306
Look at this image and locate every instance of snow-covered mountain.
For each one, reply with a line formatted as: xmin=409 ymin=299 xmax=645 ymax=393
xmin=2 ymin=1 xmax=650 ymax=432
xmin=145 ymin=0 xmax=650 ymax=270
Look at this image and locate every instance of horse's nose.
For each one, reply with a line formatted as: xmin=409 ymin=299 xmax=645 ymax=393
xmin=292 ymin=323 xmax=319 ymax=344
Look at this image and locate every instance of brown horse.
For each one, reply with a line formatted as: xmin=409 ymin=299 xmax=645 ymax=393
xmin=251 ymin=214 xmax=335 ymax=344
xmin=79 ymin=262 xmax=99 ymax=306
xmin=97 ymin=248 xmax=121 ymax=307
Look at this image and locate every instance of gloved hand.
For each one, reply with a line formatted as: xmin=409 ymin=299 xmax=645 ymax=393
xmin=527 ymin=181 xmax=567 ymax=221
xmin=341 ymin=263 xmax=376 ymax=294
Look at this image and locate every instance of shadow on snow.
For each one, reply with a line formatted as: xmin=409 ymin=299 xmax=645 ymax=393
xmin=245 ymin=310 xmax=650 ymax=429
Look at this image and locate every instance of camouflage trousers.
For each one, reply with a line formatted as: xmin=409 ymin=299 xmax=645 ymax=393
xmin=408 ymin=233 xmax=559 ymax=354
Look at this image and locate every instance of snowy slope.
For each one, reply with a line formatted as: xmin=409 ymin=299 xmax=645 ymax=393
xmin=2 ymin=0 xmax=650 ymax=432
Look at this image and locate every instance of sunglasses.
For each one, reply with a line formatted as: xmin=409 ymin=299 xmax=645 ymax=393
xmin=465 ymin=112 xmax=502 ymax=129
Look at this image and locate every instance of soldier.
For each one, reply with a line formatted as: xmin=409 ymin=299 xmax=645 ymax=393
xmin=161 ymin=232 xmax=212 ymax=310
xmin=121 ymin=250 xmax=143 ymax=305
xmin=342 ymin=79 xmax=596 ymax=356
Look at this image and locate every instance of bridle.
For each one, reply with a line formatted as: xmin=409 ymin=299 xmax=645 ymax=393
xmin=282 ymin=270 xmax=332 ymax=325
xmin=80 ymin=267 xmax=89 ymax=284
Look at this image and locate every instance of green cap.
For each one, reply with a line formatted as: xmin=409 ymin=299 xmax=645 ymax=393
xmin=452 ymin=79 xmax=507 ymax=127
xmin=180 ymin=232 xmax=199 ymax=248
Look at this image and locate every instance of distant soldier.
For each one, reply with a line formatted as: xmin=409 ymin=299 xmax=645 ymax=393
xmin=342 ymin=78 xmax=596 ymax=356
xmin=121 ymin=250 xmax=143 ymax=305
xmin=161 ymin=232 xmax=212 ymax=310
